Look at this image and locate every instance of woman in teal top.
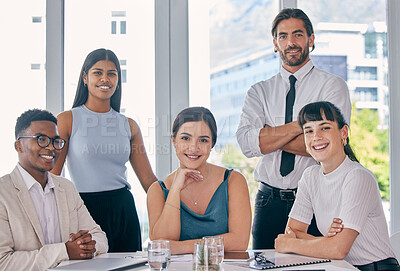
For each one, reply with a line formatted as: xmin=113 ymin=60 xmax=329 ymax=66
xmin=157 ymin=169 xmax=231 ymax=241
xmin=147 ymin=107 xmax=251 ymax=254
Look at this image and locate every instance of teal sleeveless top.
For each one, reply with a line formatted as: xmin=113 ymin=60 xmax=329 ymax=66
xmin=158 ymin=169 xmax=232 ymax=241
xmin=67 ymin=105 xmax=131 ymax=192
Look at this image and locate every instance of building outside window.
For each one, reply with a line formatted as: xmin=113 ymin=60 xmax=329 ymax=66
xmin=111 ymin=10 xmax=127 ymax=35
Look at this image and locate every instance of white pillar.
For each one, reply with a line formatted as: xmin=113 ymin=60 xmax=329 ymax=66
xmin=388 ymin=0 xmax=400 ymax=235
xmin=155 ymin=0 xmax=189 ymax=179
xmin=46 ymin=0 xmax=64 ymax=115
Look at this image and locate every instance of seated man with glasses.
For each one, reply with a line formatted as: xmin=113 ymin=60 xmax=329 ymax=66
xmin=0 ymin=109 xmax=108 ymax=270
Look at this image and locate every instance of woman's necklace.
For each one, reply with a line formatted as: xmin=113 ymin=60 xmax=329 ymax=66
xmin=184 ymin=166 xmax=210 ymax=206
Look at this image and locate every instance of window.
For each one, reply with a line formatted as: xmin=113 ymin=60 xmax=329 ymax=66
xmin=349 ymin=66 xmax=378 ymax=80
xmin=198 ymin=1 xmax=280 ymax=248
xmin=121 ymin=69 xmax=127 ymax=83
xmin=120 ymin=59 xmax=127 ymax=83
xmin=207 ymin=0 xmax=280 ymax=150
xmin=111 ymin=10 xmax=127 ymax=35
xmin=0 ymin=0 xmax=46 ymax=174
xmin=112 ymin=11 xmax=126 ymax=17
xmin=31 ymin=63 xmax=41 ymax=70
xmin=32 ymin=16 xmax=42 ymax=23
xmin=299 ymin=0 xmax=390 ymax=222
xmin=120 ymin=21 xmax=126 ymax=34
xmin=353 ymin=87 xmax=378 ymax=102
xmin=111 ymin=21 xmax=116 ymax=34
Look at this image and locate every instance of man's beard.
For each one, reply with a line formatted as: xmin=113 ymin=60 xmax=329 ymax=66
xmin=279 ymin=43 xmax=310 ymax=67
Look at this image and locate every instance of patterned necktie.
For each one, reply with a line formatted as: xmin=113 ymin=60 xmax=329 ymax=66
xmin=280 ymin=75 xmax=297 ymax=177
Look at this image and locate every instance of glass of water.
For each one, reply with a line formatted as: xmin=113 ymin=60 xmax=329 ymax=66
xmin=148 ymin=240 xmax=171 ymax=270
xmin=203 ymin=236 xmax=224 ymax=264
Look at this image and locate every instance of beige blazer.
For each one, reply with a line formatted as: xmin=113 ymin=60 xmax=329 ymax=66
xmin=0 ymin=166 xmax=108 ymax=271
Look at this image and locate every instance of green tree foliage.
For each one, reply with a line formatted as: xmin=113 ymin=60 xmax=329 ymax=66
xmin=221 ymin=144 xmax=260 ymax=198
xmin=350 ymin=104 xmax=389 ymax=199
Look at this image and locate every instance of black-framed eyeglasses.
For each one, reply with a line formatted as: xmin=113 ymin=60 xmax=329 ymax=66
xmin=17 ymin=135 xmax=66 ymax=150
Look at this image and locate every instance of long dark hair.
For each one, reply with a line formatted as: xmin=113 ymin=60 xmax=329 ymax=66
xmin=271 ymin=8 xmax=315 ymax=52
xmin=72 ymin=48 xmax=122 ymax=112
xmin=298 ymin=101 xmax=358 ymax=162
xmin=172 ymin=107 xmax=217 ymax=148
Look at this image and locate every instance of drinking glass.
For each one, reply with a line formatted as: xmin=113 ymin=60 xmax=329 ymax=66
xmin=148 ymin=240 xmax=171 ymax=270
xmin=193 ymin=241 xmax=204 ymax=269
xmin=203 ymin=236 xmax=224 ymax=264
xmin=193 ymin=240 xmax=220 ymax=270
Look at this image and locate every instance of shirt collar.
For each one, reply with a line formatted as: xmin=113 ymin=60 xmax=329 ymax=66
xmin=280 ymin=59 xmax=315 ymax=83
xmin=17 ymin=163 xmax=55 ymax=191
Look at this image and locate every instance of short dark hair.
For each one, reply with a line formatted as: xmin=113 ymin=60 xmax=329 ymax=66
xmin=271 ymin=8 xmax=315 ymax=52
xmin=297 ymin=101 xmax=358 ymax=162
xmin=72 ymin=48 xmax=122 ymax=112
xmin=15 ymin=109 xmax=57 ymax=139
xmin=172 ymin=107 xmax=217 ymax=148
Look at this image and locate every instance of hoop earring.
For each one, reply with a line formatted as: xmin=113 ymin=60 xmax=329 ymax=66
xmin=84 ymin=83 xmax=87 ymax=88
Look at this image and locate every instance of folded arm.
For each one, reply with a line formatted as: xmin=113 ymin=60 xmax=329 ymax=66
xmin=259 ymin=122 xmax=303 ymax=155
xmin=275 ymin=218 xmax=358 ymax=260
xmin=281 ymin=134 xmax=310 ymax=156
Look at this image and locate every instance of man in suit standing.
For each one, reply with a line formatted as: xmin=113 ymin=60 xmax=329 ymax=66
xmin=0 ymin=109 xmax=108 ymax=270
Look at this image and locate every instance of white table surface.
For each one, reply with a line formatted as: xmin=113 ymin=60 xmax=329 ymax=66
xmin=53 ymin=250 xmax=357 ymax=270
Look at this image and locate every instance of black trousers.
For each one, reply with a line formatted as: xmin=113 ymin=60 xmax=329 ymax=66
xmin=355 ymin=257 xmax=400 ymax=271
xmin=252 ymin=185 xmax=322 ymax=249
xmin=80 ymin=186 xmax=142 ymax=252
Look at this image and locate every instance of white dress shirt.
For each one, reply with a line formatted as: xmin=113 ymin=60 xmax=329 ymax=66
xmin=236 ymin=60 xmax=351 ymax=189
xmin=17 ymin=164 xmax=62 ymax=244
xmin=290 ymin=157 xmax=395 ymax=265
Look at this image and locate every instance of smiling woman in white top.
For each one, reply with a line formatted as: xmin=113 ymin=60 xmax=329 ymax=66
xmin=274 ymin=101 xmax=399 ymax=271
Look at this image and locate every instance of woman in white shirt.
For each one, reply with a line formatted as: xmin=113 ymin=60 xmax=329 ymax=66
xmin=275 ymin=101 xmax=399 ymax=271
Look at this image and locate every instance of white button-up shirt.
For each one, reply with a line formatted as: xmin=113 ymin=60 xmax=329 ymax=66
xmin=17 ymin=164 xmax=62 ymax=244
xmin=236 ymin=60 xmax=351 ymax=189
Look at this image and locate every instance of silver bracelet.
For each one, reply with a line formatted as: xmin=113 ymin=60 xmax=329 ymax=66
xmin=165 ymin=202 xmax=180 ymax=210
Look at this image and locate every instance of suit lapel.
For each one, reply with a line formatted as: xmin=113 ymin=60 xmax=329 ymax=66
xmin=53 ymin=176 xmax=69 ymax=242
xmin=11 ymin=167 xmax=45 ymax=246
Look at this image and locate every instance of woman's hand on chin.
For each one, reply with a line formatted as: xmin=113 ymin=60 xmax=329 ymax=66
xmin=170 ymin=168 xmax=204 ymax=191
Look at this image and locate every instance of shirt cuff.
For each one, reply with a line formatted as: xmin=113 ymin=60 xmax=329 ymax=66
xmin=248 ymin=127 xmax=263 ymax=156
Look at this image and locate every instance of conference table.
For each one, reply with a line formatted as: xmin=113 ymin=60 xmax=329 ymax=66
xmin=54 ymin=250 xmax=357 ymax=270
